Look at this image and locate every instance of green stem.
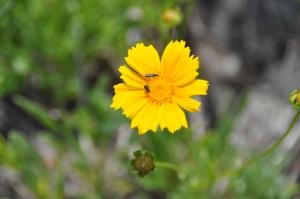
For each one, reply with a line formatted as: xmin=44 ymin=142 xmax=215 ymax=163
xmin=216 ymin=111 xmax=300 ymax=181
xmin=155 ymin=161 xmax=180 ymax=172
xmin=155 ymin=112 xmax=300 ymax=182
xmin=238 ymin=111 xmax=300 ymax=173
xmin=155 ymin=161 xmax=186 ymax=180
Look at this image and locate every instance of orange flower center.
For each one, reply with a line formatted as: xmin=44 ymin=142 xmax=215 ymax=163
xmin=147 ymin=76 xmax=174 ymax=103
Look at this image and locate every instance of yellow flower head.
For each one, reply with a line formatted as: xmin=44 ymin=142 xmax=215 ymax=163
xmin=111 ymin=41 xmax=209 ymax=134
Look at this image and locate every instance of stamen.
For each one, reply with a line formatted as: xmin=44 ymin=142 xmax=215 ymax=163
xmin=146 ymin=76 xmax=174 ymax=103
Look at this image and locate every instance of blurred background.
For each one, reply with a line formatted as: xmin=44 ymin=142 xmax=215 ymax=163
xmin=0 ymin=0 xmax=300 ymax=198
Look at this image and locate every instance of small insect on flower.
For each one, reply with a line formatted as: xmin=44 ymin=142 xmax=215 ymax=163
xmin=144 ymin=85 xmax=150 ymax=93
xmin=111 ymin=40 xmax=209 ymax=134
xmin=145 ymin=74 xmax=158 ymax=78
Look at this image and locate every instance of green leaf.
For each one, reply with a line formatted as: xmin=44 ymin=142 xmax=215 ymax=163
xmin=13 ymin=96 xmax=58 ymax=131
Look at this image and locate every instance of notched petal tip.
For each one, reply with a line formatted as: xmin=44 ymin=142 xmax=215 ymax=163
xmin=110 ymin=101 xmax=119 ymax=110
xmin=166 ymin=125 xmax=186 ymax=134
xmin=125 ymin=42 xmax=160 ymax=76
xmin=136 ymin=42 xmax=145 ymax=47
xmin=168 ymin=129 xmax=176 ymax=134
xmin=137 ymin=128 xmax=150 ymax=135
xmin=129 ymin=42 xmax=144 ymax=50
xmin=171 ymin=40 xmax=185 ymax=45
xmin=174 ymin=97 xmax=202 ymax=112
xmin=200 ymin=80 xmax=209 ymax=95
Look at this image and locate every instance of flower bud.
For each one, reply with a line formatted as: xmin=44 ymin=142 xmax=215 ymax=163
xmin=162 ymin=8 xmax=182 ymax=27
xmin=130 ymin=150 xmax=155 ymax=177
xmin=289 ymin=88 xmax=300 ymax=111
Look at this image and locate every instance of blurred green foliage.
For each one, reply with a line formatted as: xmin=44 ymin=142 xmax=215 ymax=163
xmin=0 ymin=0 xmax=297 ymax=198
xmin=0 ymin=0 xmax=184 ymax=100
xmin=0 ymin=108 xmax=296 ymax=198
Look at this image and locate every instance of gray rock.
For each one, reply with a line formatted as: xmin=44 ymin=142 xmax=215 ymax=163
xmin=231 ymin=42 xmax=300 ymax=151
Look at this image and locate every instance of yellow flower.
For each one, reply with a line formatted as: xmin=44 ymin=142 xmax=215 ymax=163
xmin=111 ymin=41 xmax=209 ymax=134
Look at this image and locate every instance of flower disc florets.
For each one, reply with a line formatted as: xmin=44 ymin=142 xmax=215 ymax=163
xmin=146 ymin=76 xmax=174 ymax=104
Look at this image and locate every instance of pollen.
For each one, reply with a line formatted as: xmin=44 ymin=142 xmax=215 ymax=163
xmin=147 ymin=76 xmax=174 ymax=104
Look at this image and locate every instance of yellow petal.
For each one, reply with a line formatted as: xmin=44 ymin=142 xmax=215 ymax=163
xmin=125 ymin=43 xmax=160 ymax=76
xmin=175 ymin=79 xmax=209 ymax=97
xmin=171 ymin=46 xmax=192 ymax=77
xmin=174 ymin=71 xmax=199 ymax=86
xmin=111 ymin=84 xmax=145 ymax=109
xmin=174 ymin=97 xmax=201 ymax=112
xmin=159 ymin=103 xmax=167 ymax=130
xmin=142 ymin=103 xmax=160 ymax=133
xmin=123 ymin=97 xmax=149 ymax=118
xmin=173 ymin=103 xmax=188 ymax=129
xmin=173 ymin=56 xmax=200 ymax=86
xmin=162 ymin=103 xmax=187 ymax=133
xmin=153 ymin=104 xmax=164 ymax=130
xmin=119 ymin=66 xmax=146 ymax=89
xmin=160 ymin=40 xmax=187 ymax=76
xmin=113 ymin=83 xmax=140 ymax=91
xmin=131 ymin=102 xmax=159 ymax=134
